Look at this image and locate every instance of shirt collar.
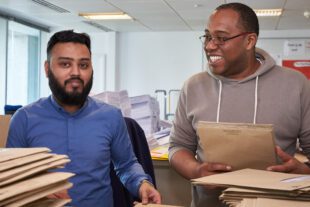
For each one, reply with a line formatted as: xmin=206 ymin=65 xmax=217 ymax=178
xmin=49 ymin=95 xmax=89 ymax=117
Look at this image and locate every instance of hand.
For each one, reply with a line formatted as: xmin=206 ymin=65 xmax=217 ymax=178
xmin=195 ymin=162 xmax=232 ymax=178
xmin=267 ymin=146 xmax=310 ymax=174
xmin=195 ymin=162 xmax=232 ymax=190
xmin=138 ymin=180 xmax=161 ymax=204
xmin=47 ymin=189 xmax=70 ymax=199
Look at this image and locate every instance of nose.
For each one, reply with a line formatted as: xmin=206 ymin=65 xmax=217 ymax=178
xmin=205 ymin=38 xmax=218 ymax=51
xmin=70 ymin=64 xmax=81 ymax=76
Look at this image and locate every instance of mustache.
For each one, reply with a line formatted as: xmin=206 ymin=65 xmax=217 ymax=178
xmin=64 ymin=77 xmax=84 ymax=85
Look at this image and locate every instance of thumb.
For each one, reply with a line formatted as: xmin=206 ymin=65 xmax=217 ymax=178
xmin=276 ymin=146 xmax=292 ymax=162
xmin=140 ymin=187 xmax=149 ymax=204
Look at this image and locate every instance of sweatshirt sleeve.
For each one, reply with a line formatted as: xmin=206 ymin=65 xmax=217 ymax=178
xmin=298 ymin=78 xmax=310 ymax=158
xmin=168 ymin=82 xmax=198 ymax=161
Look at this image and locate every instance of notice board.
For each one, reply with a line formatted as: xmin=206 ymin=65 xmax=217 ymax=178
xmin=282 ymin=60 xmax=310 ymax=79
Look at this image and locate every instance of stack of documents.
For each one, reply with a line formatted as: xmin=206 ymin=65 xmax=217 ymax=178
xmin=150 ymin=144 xmax=169 ymax=161
xmin=192 ymin=169 xmax=310 ymax=207
xmin=0 ymin=148 xmax=74 ymax=207
xmin=130 ymin=95 xmax=160 ymax=135
xmin=92 ymin=90 xmax=131 ymax=117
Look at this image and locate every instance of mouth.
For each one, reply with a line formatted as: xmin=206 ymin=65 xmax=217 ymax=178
xmin=65 ymin=79 xmax=83 ymax=88
xmin=208 ymin=55 xmax=223 ymax=64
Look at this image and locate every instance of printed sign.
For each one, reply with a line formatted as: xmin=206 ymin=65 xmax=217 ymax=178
xmin=282 ymin=60 xmax=310 ymax=79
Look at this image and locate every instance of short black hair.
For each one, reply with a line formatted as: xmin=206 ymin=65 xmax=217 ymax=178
xmin=216 ymin=2 xmax=259 ymax=36
xmin=46 ymin=30 xmax=91 ymax=61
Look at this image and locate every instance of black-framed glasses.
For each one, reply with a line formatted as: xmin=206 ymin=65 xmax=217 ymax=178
xmin=199 ymin=32 xmax=253 ymax=46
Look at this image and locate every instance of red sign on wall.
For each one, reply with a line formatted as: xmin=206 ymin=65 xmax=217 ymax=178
xmin=282 ymin=60 xmax=310 ymax=79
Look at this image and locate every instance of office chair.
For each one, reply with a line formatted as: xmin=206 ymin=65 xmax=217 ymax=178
xmin=110 ymin=117 xmax=156 ymax=207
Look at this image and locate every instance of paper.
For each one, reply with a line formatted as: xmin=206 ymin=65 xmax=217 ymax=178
xmin=0 ymin=115 xmax=11 ymax=147
xmin=134 ymin=203 xmax=183 ymax=207
xmin=192 ymin=168 xmax=310 ymax=191
xmin=0 ymin=148 xmax=51 ymax=163
xmin=23 ymin=198 xmax=71 ymax=207
xmin=197 ymin=121 xmax=277 ymax=170
xmin=151 ymin=144 xmax=169 ymax=160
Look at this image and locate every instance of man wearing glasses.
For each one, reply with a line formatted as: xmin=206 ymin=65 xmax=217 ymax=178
xmin=169 ymin=2 xmax=310 ymax=207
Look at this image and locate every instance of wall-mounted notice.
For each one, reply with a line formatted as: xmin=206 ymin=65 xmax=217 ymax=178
xmin=282 ymin=60 xmax=310 ymax=79
xmin=284 ymin=40 xmax=305 ymax=57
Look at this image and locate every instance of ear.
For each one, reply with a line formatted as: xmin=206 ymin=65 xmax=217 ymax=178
xmin=44 ymin=61 xmax=49 ymax=78
xmin=245 ymin=33 xmax=257 ymax=50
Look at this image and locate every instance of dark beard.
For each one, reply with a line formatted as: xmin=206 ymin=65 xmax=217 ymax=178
xmin=48 ymin=69 xmax=93 ymax=106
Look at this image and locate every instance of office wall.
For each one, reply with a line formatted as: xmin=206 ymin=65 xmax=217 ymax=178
xmin=117 ymin=32 xmax=203 ymax=97
xmin=38 ymin=29 xmax=310 ymax=100
xmin=116 ymin=30 xmax=310 ymax=98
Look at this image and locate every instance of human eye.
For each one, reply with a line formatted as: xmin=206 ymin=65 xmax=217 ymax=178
xmin=204 ymin=34 xmax=213 ymax=42
xmin=79 ymin=62 xmax=90 ymax=70
xmin=59 ymin=61 xmax=71 ymax=68
xmin=216 ymin=36 xmax=228 ymax=43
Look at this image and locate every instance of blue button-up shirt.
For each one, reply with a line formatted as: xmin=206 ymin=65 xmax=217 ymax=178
xmin=7 ymin=96 xmax=150 ymax=206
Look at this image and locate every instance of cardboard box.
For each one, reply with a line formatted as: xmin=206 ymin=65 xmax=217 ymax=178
xmin=0 ymin=115 xmax=11 ymax=147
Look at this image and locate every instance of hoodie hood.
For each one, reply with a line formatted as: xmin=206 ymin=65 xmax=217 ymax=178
xmin=209 ymin=47 xmax=276 ymax=124
xmin=206 ymin=47 xmax=276 ymax=83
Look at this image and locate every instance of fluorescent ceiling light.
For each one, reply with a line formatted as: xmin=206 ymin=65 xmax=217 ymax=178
xmin=79 ymin=12 xmax=132 ymax=20
xmin=254 ymin=9 xmax=282 ymax=17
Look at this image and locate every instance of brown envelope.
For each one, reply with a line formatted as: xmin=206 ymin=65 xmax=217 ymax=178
xmin=135 ymin=204 xmax=183 ymax=207
xmin=197 ymin=121 xmax=277 ymax=170
xmin=192 ymin=168 xmax=310 ymax=191
xmin=23 ymin=198 xmax=72 ymax=207
xmin=240 ymin=198 xmax=310 ymax=207
xmin=0 ymin=115 xmax=11 ymax=147
xmin=0 ymin=148 xmax=51 ymax=163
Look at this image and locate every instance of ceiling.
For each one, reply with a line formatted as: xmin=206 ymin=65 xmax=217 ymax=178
xmin=0 ymin=0 xmax=309 ymax=33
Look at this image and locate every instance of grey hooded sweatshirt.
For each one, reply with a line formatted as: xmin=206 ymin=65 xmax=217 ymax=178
xmin=169 ymin=48 xmax=310 ymax=207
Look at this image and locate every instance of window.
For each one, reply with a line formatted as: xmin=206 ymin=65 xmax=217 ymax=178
xmin=6 ymin=21 xmax=41 ymax=106
xmin=0 ymin=17 xmax=7 ymax=114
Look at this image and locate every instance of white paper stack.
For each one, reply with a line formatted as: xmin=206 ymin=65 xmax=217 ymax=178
xmin=0 ymin=148 xmax=74 ymax=207
xmin=92 ymin=90 xmax=131 ymax=117
xmin=130 ymin=95 xmax=160 ymax=135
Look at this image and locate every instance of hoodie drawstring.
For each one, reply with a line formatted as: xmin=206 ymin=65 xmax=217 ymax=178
xmin=216 ymin=76 xmax=259 ymax=124
xmin=216 ymin=80 xmax=222 ymax=123
xmin=253 ymin=76 xmax=259 ymax=124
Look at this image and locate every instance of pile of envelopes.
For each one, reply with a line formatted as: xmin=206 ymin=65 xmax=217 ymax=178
xmin=0 ymin=147 xmax=74 ymax=207
xmin=192 ymin=168 xmax=310 ymax=207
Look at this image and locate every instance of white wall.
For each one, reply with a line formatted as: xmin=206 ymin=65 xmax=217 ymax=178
xmin=117 ymin=32 xmax=204 ymax=97
xmin=116 ymin=30 xmax=310 ymax=98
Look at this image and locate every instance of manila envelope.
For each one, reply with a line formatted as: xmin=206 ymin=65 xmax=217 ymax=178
xmin=240 ymin=197 xmax=310 ymax=207
xmin=197 ymin=121 xmax=277 ymax=170
xmin=192 ymin=168 xmax=310 ymax=192
xmin=0 ymin=115 xmax=11 ymax=147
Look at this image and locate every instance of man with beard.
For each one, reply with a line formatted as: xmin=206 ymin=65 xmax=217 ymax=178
xmin=6 ymin=30 xmax=161 ymax=207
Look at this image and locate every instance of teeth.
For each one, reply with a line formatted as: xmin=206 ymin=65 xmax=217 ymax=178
xmin=209 ymin=56 xmax=222 ymax=62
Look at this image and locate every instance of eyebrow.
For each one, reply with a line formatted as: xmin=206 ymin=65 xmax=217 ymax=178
xmin=57 ymin=57 xmax=91 ymax=61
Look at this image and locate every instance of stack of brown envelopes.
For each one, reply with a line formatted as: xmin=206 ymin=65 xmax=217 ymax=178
xmin=0 ymin=147 xmax=74 ymax=207
xmin=192 ymin=168 xmax=310 ymax=207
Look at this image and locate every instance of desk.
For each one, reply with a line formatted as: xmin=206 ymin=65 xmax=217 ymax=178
xmin=152 ymin=160 xmax=192 ymax=206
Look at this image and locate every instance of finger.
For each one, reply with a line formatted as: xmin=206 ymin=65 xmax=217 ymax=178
xmin=154 ymin=191 xmax=161 ymax=204
xmin=267 ymin=159 xmax=296 ymax=172
xmin=207 ymin=162 xmax=232 ymax=172
xmin=276 ymin=146 xmax=292 ymax=162
xmin=141 ymin=189 xmax=149 ymax=204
